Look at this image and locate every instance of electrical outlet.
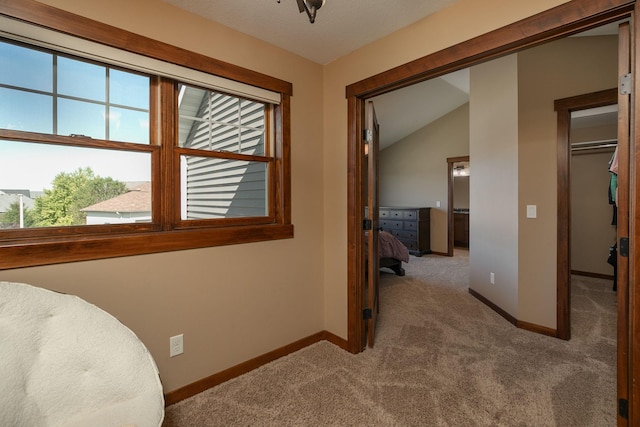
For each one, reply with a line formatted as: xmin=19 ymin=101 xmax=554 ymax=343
xmin=490 ymin=272 xmax=495 ymax=285
xmin=170 ymin=334 xmax=183 ymax=357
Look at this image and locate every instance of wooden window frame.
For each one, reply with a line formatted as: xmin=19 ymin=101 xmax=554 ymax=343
xmin=171 ymin=82 xmax=276 ymax=229
xmin=0 ymin=1 xmax=293 ymax=270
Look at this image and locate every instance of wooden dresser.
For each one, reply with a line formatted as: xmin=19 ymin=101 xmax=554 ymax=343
xmin=379 ymin=207 xmax=431 ymax=256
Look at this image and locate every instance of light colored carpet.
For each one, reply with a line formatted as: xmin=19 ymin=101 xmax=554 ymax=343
xmin=163 ymin=250 xmax=617 ymax=426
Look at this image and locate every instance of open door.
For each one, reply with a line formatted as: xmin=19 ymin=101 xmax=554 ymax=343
xmin=365 ymin=100 xmax=380 ymax=347
xmin=616 ymin=21 xmax=631 ymax=426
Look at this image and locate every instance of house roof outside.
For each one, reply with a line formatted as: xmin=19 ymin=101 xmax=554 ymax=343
xmin=81 ymin=182 xmax=151 ymax=213
xmin=0 ymin=192 xmax=35 ymax=213
xmin=0 ymin=189 xmax=31 ymax=197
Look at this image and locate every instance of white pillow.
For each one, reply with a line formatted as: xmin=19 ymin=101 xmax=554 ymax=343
xmin=0 ymin=281 xmax=164 ymax=427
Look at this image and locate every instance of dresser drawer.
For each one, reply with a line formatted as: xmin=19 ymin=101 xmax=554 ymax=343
xmin=403 ymin=210 xmax=418 ymax=220
xmin=379 ymin=209 xmax=390 ymax=218
xmin=404 ymin=221 xmax=417 ymax=231
xmin=389 ymin=210 xmax=405 ymax=219
xmin=393 ymin=230 xmax=416 ymax=240
xmin=381 ymin=220 xmax=403 ymax=230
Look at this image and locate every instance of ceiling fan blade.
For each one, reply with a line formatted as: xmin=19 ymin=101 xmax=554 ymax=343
xmin=296 ymin=0 xmax=306 ymax=13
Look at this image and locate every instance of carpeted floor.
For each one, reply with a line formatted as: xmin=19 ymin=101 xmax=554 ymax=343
xmin=163 ymin=250 xmax=617 ymax=426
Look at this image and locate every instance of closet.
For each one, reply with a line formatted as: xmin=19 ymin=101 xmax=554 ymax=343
xmin=569 ymin=105 xmax=618 ymax=284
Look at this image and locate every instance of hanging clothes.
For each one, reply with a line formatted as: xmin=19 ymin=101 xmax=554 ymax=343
xmin=609 ymin=147 xmax=619 ymax=225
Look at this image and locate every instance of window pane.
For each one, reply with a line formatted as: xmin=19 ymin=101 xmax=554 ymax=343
xmin=178 ymin=84 xmax=265 ymax=155
xmin=109 ymin=107 xmax=149 ymax=144
xmin=239 ymin=99 xmax=265 ymax=127
xmin=180 ymin=155 xmax=268 ymax=220
xmin=0 ymin=140 xmax=151 ymax=228
xmin=109 ymin=69 xmax=149 ymax=109
xmin=240 ymin=128 xmax=265 ymax=156
xmin=0 ymin=41 xmax=52 ymax=92
xmin=0 ymin=87 xmax=52 ymax=133
xmin=57 ymin=56 xmax=106 ymax=102
xmin=58 ymin=98 xmax=105 ymax=139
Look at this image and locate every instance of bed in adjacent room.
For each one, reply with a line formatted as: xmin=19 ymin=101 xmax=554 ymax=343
xmin=368 ymin=230 xmax=410 ymax=276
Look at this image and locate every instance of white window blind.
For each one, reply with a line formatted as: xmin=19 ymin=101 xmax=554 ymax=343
xmin=0 ymin=15 xmax=281 ymax=105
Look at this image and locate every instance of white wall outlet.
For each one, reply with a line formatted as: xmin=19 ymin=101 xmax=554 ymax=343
xmin=436 ymin=200 xmax=441 ymax=208
xmin=490 ymin=272 xmax=495 ymax=285
xmin=170 ymin=334 xmax=184 ymax=357
xmin=526 ymin=205 xmax=537 ymax=219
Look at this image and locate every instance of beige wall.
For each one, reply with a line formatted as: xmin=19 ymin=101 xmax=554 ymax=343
xmin=517 ymin=35 xmax=618 ymax=328
xmin=378 ymin=104 xmax=470 ymax=253
xmin=1 ymin=0 xmax=576 ymax=394
xmin=469 ymin=55 xmax=520 ymax=317
xmin=2 ymin=0 xmax=326 ymax=393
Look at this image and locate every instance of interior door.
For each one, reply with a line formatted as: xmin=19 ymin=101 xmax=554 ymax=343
xmin=365 ymin=100 xmax=380 ymax=347
xmin=617 ymin=21 xmax=631 ymax=426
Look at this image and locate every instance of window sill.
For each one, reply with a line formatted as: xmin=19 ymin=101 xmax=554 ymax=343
xmin=0 ymin=223 xmax=294 ymax=270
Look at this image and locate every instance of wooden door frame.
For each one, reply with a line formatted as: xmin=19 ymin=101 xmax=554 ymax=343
xmin=346 ymin=0 xmax=638 ymax=422
xmin=554 ymin=88 xmax=618 ymax=341
xmin=447 ymin=156 xmax=470 ymax=257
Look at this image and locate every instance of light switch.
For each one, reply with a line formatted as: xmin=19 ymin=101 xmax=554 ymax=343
xmin=526 ymin=205 xmax=537 ymax=219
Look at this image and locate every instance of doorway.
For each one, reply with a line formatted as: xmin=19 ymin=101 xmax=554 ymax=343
xmin=345 ymin=1 xmax=636 ymax=422
xmin=448 ymin=156 xmax=470 ymax=256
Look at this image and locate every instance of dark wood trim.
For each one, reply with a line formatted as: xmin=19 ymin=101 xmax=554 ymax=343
xmin=469 ymin=288 xmax=558 ymax=337
xmin=517 ymin=320 xmax=558 ymax=338
xmin=429 ymin=251 xmax=450 ymax=257
xmin=163 ymin=331 xmax=347 ymax=406
xmin=347 ymin=95 xmax=366 ymax=354
xmin=320 ymin=330 xmax=351 ymax=351
xmin=554 ymin=88 xmax=618 ymax=341
xmin=468 ymin=288 xmax=517 ymax=326
xmin=0 ymin=0 xmax=293 ymax=96
xmin=554 ymin=88 xmax=619 ymax=111
xmin=446 ymin=156 xmax=471 ymax=164
xmin=447 ymin=161 xmax=455 ymax=257
xmin=277 ymin=95 xmax=293 ymax=224
xmin=556 ymin=104 xmax=572 ymax=341
xmin=447 ymin=156 xmax=469 ymax=258
xmin=571 ymin=270 xmax=615 ymax=280
xmin=346 ymin=0 xmax=634 ymax=99
xmin=0 ymin=224 xmax=293 ymax=270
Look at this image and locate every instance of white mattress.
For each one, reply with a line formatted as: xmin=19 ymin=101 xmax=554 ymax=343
xmin=0 ymin=281 xmax=164 ymax=427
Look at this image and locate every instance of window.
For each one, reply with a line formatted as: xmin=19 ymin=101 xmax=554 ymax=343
xmin=177 ymin=85 xmax=272 ymax=223
xmin=0 ymin=40 xmax=154 ymax=233
xmin=0 ymin=5 xmax=292 ymax=269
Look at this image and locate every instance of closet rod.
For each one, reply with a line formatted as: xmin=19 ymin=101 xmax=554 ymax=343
xmin=571 ymin=138 xmax=617 ymax=152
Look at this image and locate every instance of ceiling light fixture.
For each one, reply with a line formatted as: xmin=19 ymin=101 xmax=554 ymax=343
xmin=453 ymin=165 xmax=469 ymax=177
xmin=277 ymin=0 xmax=326 ymax=24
